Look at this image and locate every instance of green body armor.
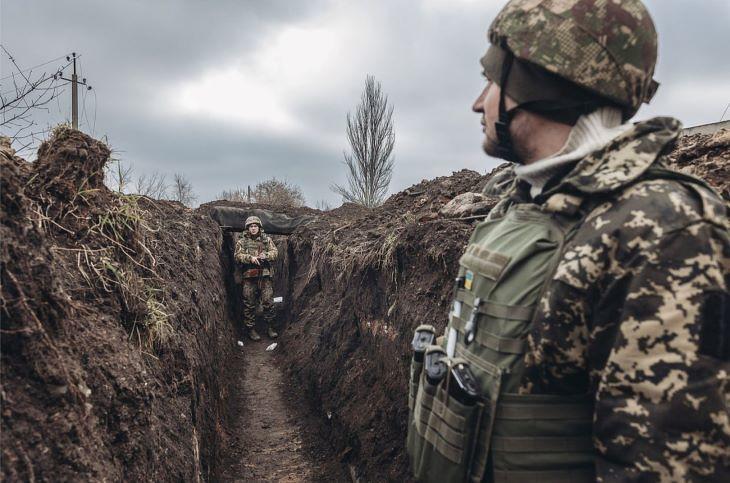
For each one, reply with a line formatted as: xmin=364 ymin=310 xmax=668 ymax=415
xmin=407 ymin=199 xmax=595 ymax=483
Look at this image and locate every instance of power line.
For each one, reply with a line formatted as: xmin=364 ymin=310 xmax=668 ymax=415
xmin=721 ymin=102 xmax=730 ymax=122
xmin=0 ymin=48 xmax=74 ymax=81
xmin=58 ymin=53 xmax=92 ymax=129
xmin=0 ymin=57 xmax=74 ymax=97
xmin=90 ymin=87 xmax=98 ymax=135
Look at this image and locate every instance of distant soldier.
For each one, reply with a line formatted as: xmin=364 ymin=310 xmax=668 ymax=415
xmin=406 ymin=1 xmax=730 ymax=482
xmin=235 ymin=216 xmax=279 ymax=341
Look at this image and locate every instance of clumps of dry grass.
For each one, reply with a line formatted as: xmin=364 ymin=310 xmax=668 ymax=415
xmin=301 ymin=213 xmax=414 ymax=286
xmin=39 ymin=189 xmax=173 ymax=351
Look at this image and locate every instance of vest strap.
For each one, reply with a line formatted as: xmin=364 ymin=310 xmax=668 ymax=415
xmin=496 ymin=402 xmax=593 ymax=420
xmin=455 ymin=290 xmax=534 ymax=321
xmin=452 ymin=316 xmax=526 ymax=354
xmin=421 ymin=424 xmax=463 ymax=464
xmin=460 ymin=245 xmax=511 ymax=280
xmin=491 ymin=435 xmax=593 ymax=453
xmin=492 ymin=468 xmax=595 ymax=483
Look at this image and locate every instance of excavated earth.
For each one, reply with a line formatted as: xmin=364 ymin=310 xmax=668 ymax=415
xmin=1 ymin=126 xmax=727 ymax=482
xmin=1 ymin=129 xmax=236 ymax=481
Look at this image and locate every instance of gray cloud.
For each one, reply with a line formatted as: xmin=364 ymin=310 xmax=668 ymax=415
xmin=2 ymin=0 xmax=727 ymax=206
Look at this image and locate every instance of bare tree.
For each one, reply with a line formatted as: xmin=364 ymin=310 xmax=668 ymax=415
xmin=218 ymin=187 xmax=249 ymax=202
xmin=170 ymin=173 xmax=197 ymax=207
xmin=134 ymin=171 xmax=168 ymax=199
xmin=252 ymin=178 xmax=305 ymax=207
xmin=314 ymin=199 xmax=333 ymax=211
xmin=0 ymin=47 xmax=69 ymax=155
xmin=104 ymin=158 xmax=134 ymax=193
xmin=331 ymin=75 xmax=395 ymax=208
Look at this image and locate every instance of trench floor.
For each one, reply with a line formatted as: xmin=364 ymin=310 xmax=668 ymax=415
xmin=219 ymin=337 xmax=348 ymax=482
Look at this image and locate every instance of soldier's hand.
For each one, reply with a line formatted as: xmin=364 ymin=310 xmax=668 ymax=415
xmin=251 ymin=257 xmax=261 ymax=266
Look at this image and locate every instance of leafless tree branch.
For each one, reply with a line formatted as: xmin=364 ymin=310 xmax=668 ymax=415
xmin=134 ymin=171 xmax=168 ymax=199
xmin=219 ymin=178 xmax=305 ymax=208
xmin=170 ymin=173 xmax=197 ymax=207
xmin=331 ymin=75 xmax=395 ymax=208
xmin=0 ymin=47 xmax=69 ymax=153
xmin=104 ymin=158 xmax=134 ymax=193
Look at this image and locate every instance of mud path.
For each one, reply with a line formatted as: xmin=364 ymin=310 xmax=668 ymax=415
xmin=219 ymin=339 xmax=348 ymax=482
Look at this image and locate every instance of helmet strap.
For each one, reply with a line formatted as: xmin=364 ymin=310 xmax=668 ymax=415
xmin=494 ymin=49 xmax=519 ymax=162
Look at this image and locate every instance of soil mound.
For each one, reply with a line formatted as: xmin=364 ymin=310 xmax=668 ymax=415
xmin=1 ymin=128 xmax=234 ymax=481
xmin=669 ymin=129 xmax=730 ymax=200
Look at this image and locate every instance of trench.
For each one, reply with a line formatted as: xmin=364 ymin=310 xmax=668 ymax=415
xmin=4 ymin=126 xmax=725 ymax=482
xmin=211 ymin=232 xmax=350 ymax=482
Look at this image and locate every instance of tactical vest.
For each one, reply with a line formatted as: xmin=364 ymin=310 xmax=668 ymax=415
xmin=406 ymin=167 xmax=725 ymax=482
xmin=238 ymin=234 xmax=273 ymax=279
xmin=407 ymin=192 xmax=594 ymax=483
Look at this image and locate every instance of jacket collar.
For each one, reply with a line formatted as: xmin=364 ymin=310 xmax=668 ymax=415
xmin=543 ymin=116 xmax=682 ymax=197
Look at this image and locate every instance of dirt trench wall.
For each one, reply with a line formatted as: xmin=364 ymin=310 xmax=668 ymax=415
xmin=1 ymin=129 xmax=235 ymax=481
xmin=279 ymin=170 xmax=490 ymax=481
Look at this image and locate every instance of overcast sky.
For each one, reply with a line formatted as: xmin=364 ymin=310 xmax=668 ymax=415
xmin=2 ymin=0 xmax=728 ymax=207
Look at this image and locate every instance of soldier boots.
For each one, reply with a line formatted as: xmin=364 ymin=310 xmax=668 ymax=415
xmin=248 ymin=328 xmax=262 ymax=341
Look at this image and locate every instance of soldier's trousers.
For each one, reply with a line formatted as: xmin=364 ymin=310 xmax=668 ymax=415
xmin=242 ymin=277 xmax=274 ymax=329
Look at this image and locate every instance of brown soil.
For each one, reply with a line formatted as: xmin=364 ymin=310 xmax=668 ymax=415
xmin=277 ymin=170 xmax=490 ymax=481
xmin=667 ymin=129 xmax=730 ymax=200
xmin=219 ymin=340 xmax=348 ymax=482
xmin=1 ymin=128 xmax=235 ymax=480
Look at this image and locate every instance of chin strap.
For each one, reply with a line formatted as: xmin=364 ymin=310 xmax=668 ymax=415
xmin=493 ymin=49 xmax=519 ymax=162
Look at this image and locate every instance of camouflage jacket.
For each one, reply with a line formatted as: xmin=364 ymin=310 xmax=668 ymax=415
xmin=234 ymin=232 xmax=278 ymax=278
xmin=492 ymin=117 xmax=729 ymax=481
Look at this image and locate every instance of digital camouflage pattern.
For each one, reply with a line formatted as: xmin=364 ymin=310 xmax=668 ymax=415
xmin=242 ymin=277 xmax=274 ymax=330
xmin=235 ymin=231 xmax=278 ymax=330
xmin=493 ymin=117 xmax=730 ymax=481
xmin=244 ymin=215 xmax=263 ymax=229
xmin=488 ymin=0 xmax=659 ymax=117
xmin=234 ymin=231 xmax=278 ymax=278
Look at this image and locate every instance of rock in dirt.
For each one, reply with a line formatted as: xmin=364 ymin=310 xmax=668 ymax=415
xmin=668 ymin=128 xmax=730 ymax=200
xmin=439 ymin=192 xmax=499 ymax=218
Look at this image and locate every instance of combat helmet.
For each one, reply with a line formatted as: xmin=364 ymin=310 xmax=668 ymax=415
xmin=483 ymin=0 xmax=659 ymax=160
xmin=244 ymin=215 xmax=262 ymax=229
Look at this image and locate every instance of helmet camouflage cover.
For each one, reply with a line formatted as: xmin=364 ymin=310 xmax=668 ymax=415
xmin=488 ymin=0 xmax=659 ymax=118
xmin=244 ymin=215 xmax=262 ymax=229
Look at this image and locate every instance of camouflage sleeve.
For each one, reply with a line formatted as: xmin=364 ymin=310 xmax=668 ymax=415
xmin=593 ymin=221 xmax=730 ymax=482
xmin=234 ymin=238 xmax=252 ymax=263
xmin=264 ymin=237 xmax=278 ymax=262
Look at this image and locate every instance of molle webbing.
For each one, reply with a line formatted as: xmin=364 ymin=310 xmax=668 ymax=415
xmin=491 ymin=468 xmax=595 ymax=483
xmin=460 ymin=245 xmax=510 ymax=281
xmin=407 ymin=201 xmax=595 ymax=483
xmin=455 ymin=290 xmax=534 ymax=321
xmin=451 ymin=316 xmax=525 ymax=355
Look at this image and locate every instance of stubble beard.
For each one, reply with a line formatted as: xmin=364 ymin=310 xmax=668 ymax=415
xmin=481 ymin=116 xmax=531 ymax=164
xmin=482 ymin=132 xmax=498 ymax=158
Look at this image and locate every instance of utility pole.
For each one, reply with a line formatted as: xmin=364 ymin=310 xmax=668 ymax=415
xmin=60 ymin=52 xmax=91 ymax=130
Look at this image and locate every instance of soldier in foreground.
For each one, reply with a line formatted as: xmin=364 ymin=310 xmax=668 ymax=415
xmin=407 ymin=0 xmax=729 ymax=481
xmin=235 ymin=216 xmax=279 ymax=341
